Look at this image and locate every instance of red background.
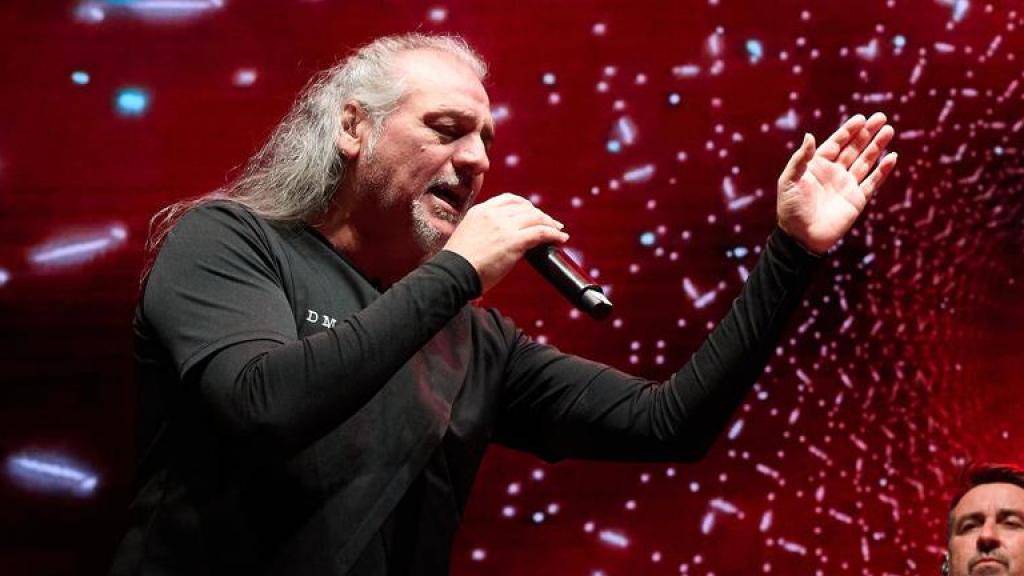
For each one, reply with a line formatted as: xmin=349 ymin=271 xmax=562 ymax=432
xmin=1 ymin=1 xmax=1023 ymax=574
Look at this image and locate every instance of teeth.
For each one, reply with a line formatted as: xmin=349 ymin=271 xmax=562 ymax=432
xmin=432 ymin=187 xmax=462 ymax=209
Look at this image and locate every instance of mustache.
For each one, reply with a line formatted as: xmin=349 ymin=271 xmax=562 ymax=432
xmin=425 ymin=173 xmax=472 ymax=191
xmin=969 ymin=552 xmax=1009 ymax=571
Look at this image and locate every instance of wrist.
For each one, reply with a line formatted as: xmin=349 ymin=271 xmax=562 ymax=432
xmin=774 ymin=224 xmax=826 ymax=258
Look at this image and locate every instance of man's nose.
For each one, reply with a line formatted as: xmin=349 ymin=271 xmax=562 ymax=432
xmin=977 ymin=520 xmax=1001 ymax=551
xmin=453 ymin=135 xmax=490 ymax=176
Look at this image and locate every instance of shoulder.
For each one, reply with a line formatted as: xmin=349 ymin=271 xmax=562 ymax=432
xmin=147 ymin=200 xmax=288 ymax=289
xmin=156 ymin=199 xmax=289 ymax=262
xmin=168 ymin=200 xmax=268 ymax=242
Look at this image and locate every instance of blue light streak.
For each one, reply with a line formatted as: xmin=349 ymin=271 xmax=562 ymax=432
xmin=952 ymin=0 xmax=969 ymax=22
xmin=745 ymin=39 xmax=764 ymax=64
xmin=115 ymin=87 xmax=149 ymax=116
xmin=77 ymin=0 xmax=224 ymax=23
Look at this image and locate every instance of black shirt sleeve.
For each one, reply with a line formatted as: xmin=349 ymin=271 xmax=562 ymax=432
xmin=492 ymin=227 xmax=819 ymax=462
xmin=142 ymin=203 xmax=481 ymax=456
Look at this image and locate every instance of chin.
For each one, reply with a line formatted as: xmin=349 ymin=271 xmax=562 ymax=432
xmin=411 ymin=201 xmax=457 ymax=254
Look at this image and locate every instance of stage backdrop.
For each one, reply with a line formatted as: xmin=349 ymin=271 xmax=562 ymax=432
xmin=1 ymin=1 xmax=1023 ymax=574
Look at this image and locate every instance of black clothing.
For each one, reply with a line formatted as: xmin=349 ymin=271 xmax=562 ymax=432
xmin=111 ymin=202 xmax=818 ymax=575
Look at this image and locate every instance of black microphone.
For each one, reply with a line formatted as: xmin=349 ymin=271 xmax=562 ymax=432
xmin=525 ymin=244 xmax=613 ymax=320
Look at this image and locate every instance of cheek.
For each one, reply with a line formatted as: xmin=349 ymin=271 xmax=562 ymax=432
xmin=950 ymin=539 xmax=972 ymax=562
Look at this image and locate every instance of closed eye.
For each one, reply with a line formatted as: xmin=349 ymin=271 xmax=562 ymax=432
xmin=431 ymin=123 xmax=461 ymax=142
xmin=1001 ymin=513 xmax=1024 ymax=528
xmin=957 ymin=517 xmax=982 ymax=534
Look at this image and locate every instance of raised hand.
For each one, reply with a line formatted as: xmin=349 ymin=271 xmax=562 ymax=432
xmin=776 ymin=112 xmax=898 ymax=255
xmin=443 ymin=193 xmax=569 ymax=293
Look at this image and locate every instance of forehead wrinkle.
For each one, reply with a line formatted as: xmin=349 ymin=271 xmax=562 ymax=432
xmin=394 ymin=50 xmax=488 ymax=98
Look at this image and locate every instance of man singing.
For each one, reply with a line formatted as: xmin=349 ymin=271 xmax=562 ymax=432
xmin=111 ymin=33 xmax=897 ymax=575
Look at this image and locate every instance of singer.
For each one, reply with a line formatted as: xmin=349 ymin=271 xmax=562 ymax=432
xmin=111 ymin=34 xmax=897 ymax=575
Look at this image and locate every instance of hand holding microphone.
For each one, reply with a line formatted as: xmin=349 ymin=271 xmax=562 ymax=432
xmin=442 ymin=193 xmax=613 ymax=319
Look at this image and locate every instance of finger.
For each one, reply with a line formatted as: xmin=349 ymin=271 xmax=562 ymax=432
xmin=474 ymin=196 xmax=565 ymax=230
xmin=779 ymin=133 xmax=816 ymax=186
xmin=850 ymin=124 xmax=895 ymax=182
xmin=490 ymin=199 xmax=564 ymax=226
xmin=506 ymin=206 xmax=565 ymax=232
xmin=488 ymin=192 xmax=534 ymax=207
xmin=837 ymin=112 xmax=887 ymax=169
xmin=860 ymin=151 xmax=898 ymax=201
xmin=516 ymin=225 xmax=570 ymax=251
xmin=816 ymin=114 xmax=866 ymax=161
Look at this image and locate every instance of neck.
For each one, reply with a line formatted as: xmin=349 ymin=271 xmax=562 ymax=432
xmin=315 ymin=186 xmax=426 ymax=289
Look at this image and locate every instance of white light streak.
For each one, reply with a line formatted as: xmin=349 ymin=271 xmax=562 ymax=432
xmin=700 ymin=511 xmax=716 ymax=534
xmin=710 ymin=498 xmax=740 ymax=515
xmin=598 ymin=529 xmax=629 ymax=548
xmin=672 ymin=64 xmax=702 ymax=78
xmin=623 ymin=164 xmax=656 ymax=184
xmin=777 ymin=538 xmax=807 ymax=555
xmin=759 ymin=510 xmax=773 ymax=532
xmin=727 ymin=418 xmax=744 ymax=440
xmin=6 ymin=453 xmax=99 ymax=497
xmin=774 ymin=109 xmax=799 ymax=131
xmin=29 ymin=224 xmax=128 ymax=267
xmin=233 ymin=68 xmax=257 ymax=87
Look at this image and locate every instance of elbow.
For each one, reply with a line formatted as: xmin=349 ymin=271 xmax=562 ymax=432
xmin=206 ymin=354 xmax=298 ymax=451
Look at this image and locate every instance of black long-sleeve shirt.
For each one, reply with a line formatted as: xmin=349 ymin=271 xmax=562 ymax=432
xmin=110 ymin=201 xmax=818 ymax=575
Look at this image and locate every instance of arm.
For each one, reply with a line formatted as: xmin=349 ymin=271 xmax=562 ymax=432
xmin=191 ymin=251 xmax=481 ymax=457
xmin=494 ymin=227 xmax=817 ymax=462
xmin=148 ymin=196 xmax=567 ymax=458
xmin=144 ymin=204 xmax=482 ymax=458
xmin=495 ymin=112 xmax=898 ymax=462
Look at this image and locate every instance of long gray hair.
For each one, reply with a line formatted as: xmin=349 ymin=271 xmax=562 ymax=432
xmin=145 ymin=33 xmax=486 ymax=263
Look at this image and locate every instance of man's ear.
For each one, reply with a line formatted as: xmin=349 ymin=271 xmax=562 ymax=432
xmin=336 ymin=101 xmax=370 ymax=160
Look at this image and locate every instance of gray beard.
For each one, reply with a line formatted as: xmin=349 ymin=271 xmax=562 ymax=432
xmin=358 ymin=146 xmax=462 ymax=258
xmin=410 ymin=198 xmax=444 ymax=255
xmin=410 ymin=194 xmax=465 ymax=256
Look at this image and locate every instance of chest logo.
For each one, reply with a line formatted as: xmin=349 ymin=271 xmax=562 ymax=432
xmin=305 ymin=309 xmax=337 ymax=329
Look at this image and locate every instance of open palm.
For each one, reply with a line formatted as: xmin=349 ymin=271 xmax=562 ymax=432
xmin=777 ymin=113 xmax=898 ymax=254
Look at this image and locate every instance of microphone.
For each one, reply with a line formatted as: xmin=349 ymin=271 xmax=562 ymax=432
xmin=525 ymin=244 xmax=613 ymax=320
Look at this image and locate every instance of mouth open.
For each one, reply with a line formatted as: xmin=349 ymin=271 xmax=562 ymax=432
xmin=426 ymin=182 xmax=469 ymax=215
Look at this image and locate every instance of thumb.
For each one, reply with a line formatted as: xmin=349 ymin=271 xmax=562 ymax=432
xmin=779 ymin=133 xmax=816 ymax=187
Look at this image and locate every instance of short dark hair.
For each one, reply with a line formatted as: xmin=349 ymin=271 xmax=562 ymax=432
xmin=947 ymin=463 xmax=1024 ymax=541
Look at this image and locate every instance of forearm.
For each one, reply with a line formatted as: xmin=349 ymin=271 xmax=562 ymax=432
xmin=649 ymin=226 xmax=819 ymax=458
xmin=497 ymin=227 xmax=818 ymax=462
xmin=197 ymin=250 xmax=481 ymax=455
